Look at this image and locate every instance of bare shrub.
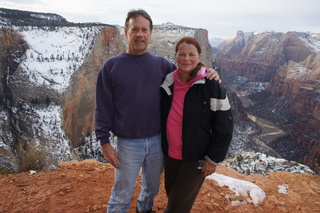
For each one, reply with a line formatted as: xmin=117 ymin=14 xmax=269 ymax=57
xmin=18 ymin=138 xmax=47 ymax=173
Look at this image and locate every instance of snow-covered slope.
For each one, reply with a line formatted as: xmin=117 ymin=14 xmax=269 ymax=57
xmin=18 ymin=26 xmax=102 ymax=93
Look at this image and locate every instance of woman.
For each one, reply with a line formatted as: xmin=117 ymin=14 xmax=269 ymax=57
xmin=160 ymin=37 xmax=233 ymax=213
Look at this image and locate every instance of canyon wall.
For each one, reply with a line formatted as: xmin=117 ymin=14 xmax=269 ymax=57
xmin=268 ymin=53 xmax=320 ymax=173
xmin=216 ymin=31 xmax=317 ymax=82
xmin=63 ymin=28 xmax=125 ymax=147
xmin=0 ymin=29 xmax=28 ymax=169
xmin=215 ymin=30 xmax=320 ymax=173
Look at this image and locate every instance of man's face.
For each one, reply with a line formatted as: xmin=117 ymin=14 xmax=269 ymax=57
xmin=125 ymin=15 xmax=151 ymax=55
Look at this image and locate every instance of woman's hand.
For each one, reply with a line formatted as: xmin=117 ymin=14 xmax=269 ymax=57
xmin=206 ymin=68 xmax=222 ymax=83
xmin=202 ymin=160 xmax=217 ymax=177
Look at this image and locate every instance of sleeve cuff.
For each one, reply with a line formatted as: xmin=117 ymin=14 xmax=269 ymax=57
xmin=205 ymin=156 xmax=220 ymax=165
xmin=99 ymin=137 xmax=110 ymax=146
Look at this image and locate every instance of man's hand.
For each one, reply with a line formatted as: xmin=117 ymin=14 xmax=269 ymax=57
xmin=206 ymin=68 xmax=222 ymax=83
xmin=102 ymin=143 xmax=119 ymax=168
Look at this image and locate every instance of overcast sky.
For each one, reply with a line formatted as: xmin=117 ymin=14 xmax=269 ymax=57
xmin=1 ymin=0 xmax=319 ymax=39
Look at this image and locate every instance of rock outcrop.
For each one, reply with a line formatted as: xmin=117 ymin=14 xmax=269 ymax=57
xmin=1 ymin=159 xmax=320 ymax=213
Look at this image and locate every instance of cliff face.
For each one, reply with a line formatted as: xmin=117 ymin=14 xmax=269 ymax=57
xmin=216 ymin=31 xmax=318 ymax=82
xmin=0 ymin=29 xmax=28 ymax=169
xmin=268 ymin=53 xmax=320 ymax=173
xmin=63 ymin=28 xmax=125 ymax=147
xmin=215 ymin=30 xmax=320 ymax=174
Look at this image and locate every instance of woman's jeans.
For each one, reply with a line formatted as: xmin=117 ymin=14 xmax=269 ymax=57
xmin=107 ymin=134 xmax=163 ymax=213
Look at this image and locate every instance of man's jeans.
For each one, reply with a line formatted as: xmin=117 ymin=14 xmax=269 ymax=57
xmin=107 ymin=134 xmax=163 ymax=213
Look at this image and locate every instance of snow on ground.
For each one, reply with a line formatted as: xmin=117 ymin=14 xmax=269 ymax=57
xmin=207 ymin=173 xmax=266 ymax=206
xmin=18 ymin=26 xmax=102 ymax=93
xmin=223 ymin=152 xmax=315 ymax=176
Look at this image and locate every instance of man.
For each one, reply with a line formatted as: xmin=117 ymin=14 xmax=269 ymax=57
xmin=95 ymin=9 xmax=220 ymax=213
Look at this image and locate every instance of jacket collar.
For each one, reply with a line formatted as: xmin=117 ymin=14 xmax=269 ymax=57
xmin=161 ymin=67 xmax=207 ymax=96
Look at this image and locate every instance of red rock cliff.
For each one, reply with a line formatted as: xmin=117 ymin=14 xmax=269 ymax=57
xmin=215 ymin=31 xmax=317 ymax=82
xmin=268 ymin=53 xmax=320 ymax=174
xmin=63 ymin=28 xmax=125 ymax=147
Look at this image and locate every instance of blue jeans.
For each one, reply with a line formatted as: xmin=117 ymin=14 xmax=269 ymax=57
xmin=108 ymin=134 xmax=164 ymax=213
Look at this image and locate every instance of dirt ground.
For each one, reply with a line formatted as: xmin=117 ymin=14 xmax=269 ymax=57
xmin=0 ymin=159 xmax=319 ymax=213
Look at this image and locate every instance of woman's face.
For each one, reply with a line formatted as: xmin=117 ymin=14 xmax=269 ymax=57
xmin=175 ymin=42 xmax=202 ymax=73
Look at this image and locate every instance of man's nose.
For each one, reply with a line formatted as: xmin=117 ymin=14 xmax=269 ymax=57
xmin=137 ymin=29 xmax=143 ymax=36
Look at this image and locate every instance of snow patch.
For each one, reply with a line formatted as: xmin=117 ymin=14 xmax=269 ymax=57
xmin=299 ymin=34 xmax=320 ymax=52
xmin=278 ymin=184 xmax=289 ymax=194
xmin=208 ymin=173 xmax=266 ymax=206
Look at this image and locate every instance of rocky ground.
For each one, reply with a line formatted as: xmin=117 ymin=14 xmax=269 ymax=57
xmin=0 ymin=159 xmax=319 ymax=213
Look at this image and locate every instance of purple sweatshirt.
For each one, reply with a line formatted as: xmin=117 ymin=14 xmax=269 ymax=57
xmin=95 ymin=52 xmax=176 ymax=145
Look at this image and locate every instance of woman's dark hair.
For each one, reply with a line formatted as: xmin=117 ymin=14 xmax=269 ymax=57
xmin=125 ymin=9 xmax=153 ymax=31
xmin=175 ymin=37 xmax=202 ymax=54
xmin=175 ymin=37 xmax=205 ymax=81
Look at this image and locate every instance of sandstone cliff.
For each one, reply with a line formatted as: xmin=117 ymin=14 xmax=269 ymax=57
xmin=268 ymin=53 xmax=320 ymax=174
xmin=216 ymin=31 xmax=319 ymax=82
xmin=215 ymin=30 xmax=320 ymax=174
xmin=63 ymin=27 xmax=125 ymax=148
